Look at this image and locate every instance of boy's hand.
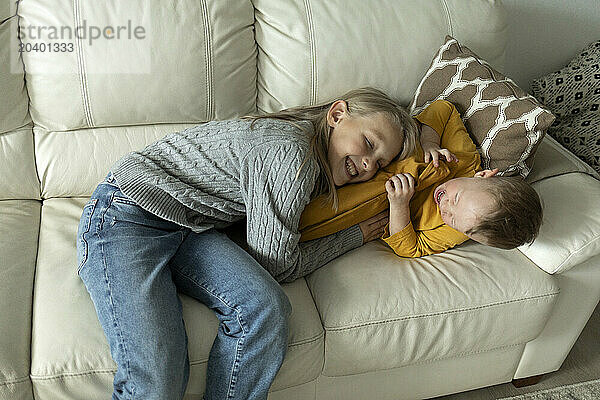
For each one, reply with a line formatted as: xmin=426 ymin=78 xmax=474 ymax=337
xmin=422 ymin=140 xmax=459 ymax=168
xmin=386 ymin=173 xmax=415 ymax=206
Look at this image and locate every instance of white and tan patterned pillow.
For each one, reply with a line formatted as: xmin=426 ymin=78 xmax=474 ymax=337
xmin=531 ymin=40 xmax=600 ymax=174
xmin=410 ymin=36 xmax=556 ymax=177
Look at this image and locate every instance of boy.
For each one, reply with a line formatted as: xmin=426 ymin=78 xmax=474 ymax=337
xmin=299 ymin=100 xmax=543 ymax=257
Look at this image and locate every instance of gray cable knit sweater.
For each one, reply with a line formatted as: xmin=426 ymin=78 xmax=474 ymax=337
xmin=110 ymin=118 xmax=364 ymax=282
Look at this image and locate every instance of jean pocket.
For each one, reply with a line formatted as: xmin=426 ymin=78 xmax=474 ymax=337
xmin=77 ymin=198 xmax=98 ymax=275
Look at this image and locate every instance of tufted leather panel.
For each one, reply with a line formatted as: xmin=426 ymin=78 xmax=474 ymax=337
xmin=0 ymin=15 xmax=30 ymax=135
xmin=0 ymin=14 xmax=38 ymax=201
xmin=0 ymin=126 xmax=40 ymax=200
xmin=254 ymin=0 xmax=507 ymax=113
xmin=18 ymin=0 xmax=257 ymax=131
xmin=33 ymin=124 xmax=196 ymax=199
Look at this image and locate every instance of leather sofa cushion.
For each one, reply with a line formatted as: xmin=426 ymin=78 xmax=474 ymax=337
xmin=522 ymin=135 xmax=600 ymax=274
xmin=526 ymin=134 xmax=599 ymax=184
xmin=519 ymin=173 xmax=600 ymax=274
xmin=18 ymin=0 xmax=257 ymax=131
xmin=0 ymin=16 xmax=30 ymax=135
xmin=30 ymin=198 xmax=324 ymax=397
xmin=0 ymin=127 xmax=40 ymax=200
xmin=254 ymin=0 xmax=507 ymax=112
xmin=0 ymin=200 xmax=40 ymax=399
xmin=306 ymin=239 xmax=559 ymax=376
xmin=34 ymin=124 xmax=195 ymax=198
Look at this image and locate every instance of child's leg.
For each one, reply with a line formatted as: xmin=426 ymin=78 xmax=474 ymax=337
xmin=168 ymin=228 xmax=291 ymax=400
xmin=77 ymin=175 xmax=190 ymax=400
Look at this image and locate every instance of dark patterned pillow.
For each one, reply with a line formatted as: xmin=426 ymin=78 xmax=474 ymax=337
xmin=531 ymin=40 xmax=600 ymax=174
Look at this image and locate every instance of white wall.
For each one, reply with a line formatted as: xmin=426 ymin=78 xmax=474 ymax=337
xmin=501 ymin=0 xmax=600 ymax=92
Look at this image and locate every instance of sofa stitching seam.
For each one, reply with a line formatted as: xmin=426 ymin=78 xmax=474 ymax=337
xmin=303 ymin=0 xmax=317 ymax=104
xmin=554 ymin=234 xmax=600 ymax=273
xmin=28 ymin=334 xmax=325 ymax=380
xmin=527 ymin=170 xmax=600 ymax=185
xmin=322 ymin=342 xmax=526 ymax=378
xmin=324 ymin=292 xmax=560 ymax=331
xmin=73 ymin=0 xmax=93 ymax=127
xmin=440 ymin=0 xmax=453 ymax=36
xmin=200 ymin=0 xmax=214 ymax=120
xmin=30 ymin=369 xmax=116 ymax=381
xmin=288 ymin=332 xmax=324 ymax=348
xmin=0 ymin=376 xmax=31 ymax=386
xmin=73 ymin=0 xmax=85 ymax=126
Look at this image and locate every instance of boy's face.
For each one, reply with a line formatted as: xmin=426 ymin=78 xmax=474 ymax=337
xmin=327 ymin=100 xmax=403 ymax=187
xmin=433 ymin=169 xmax=499 ymax=244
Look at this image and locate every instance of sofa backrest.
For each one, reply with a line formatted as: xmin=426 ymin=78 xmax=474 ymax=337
xmin=2 ymin=0 xmax=508 ymax=199
xmin=254 ymin=0 xmax=507 ymax=112
xmin=18 ymin=0 xmax=257 ymax=132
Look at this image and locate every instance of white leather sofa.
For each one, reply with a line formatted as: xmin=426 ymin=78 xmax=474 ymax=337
xmin=2 ymin=1 xmax=600 ymax=399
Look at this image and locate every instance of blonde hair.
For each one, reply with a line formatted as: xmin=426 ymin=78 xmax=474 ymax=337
xmin=243 ymin=87 xmax=418 ymax=210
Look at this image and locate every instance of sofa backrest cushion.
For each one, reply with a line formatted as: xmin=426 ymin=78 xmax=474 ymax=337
xmin=18 ymin=0 xmax=257 ymax=131
xmin=254 ymin=0 xmax=507 ymax=113
xmin=0 ymin=8 xmax=38 ymax=200
xmin=1 ymin=15 xmax=29 ymax=134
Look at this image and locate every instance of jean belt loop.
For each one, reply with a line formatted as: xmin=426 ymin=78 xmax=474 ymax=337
xmin=105 ymin=171 xmax=116 ymax=184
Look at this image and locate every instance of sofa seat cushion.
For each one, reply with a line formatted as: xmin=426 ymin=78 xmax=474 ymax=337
xmin=306 ymin=240 xmax=559 ymax=377
xmin=30 ymin=198 xmax=324 ymax=397
xmin=0 ymin=200 xmax=40 ymax=400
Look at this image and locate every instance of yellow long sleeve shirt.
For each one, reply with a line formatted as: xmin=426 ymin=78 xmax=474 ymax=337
xmin=299 ymin=100 xmax=482 ymax=257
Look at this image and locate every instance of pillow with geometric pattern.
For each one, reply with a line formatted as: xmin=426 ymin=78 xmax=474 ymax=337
xmin=531 ymin=39 xmax=600 ymax=174
xmin=410 ymin=35 xmax=556 ymax=178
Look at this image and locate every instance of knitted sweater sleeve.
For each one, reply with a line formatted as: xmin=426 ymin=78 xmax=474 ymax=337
xmin=241 ymin=141 xmax=364 ymax=283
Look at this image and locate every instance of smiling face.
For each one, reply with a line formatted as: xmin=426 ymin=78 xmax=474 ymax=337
xmin=433 ymin=175 xmax=497 ymax=244
xmin=326 ymin=101 xmax=404 ymax=187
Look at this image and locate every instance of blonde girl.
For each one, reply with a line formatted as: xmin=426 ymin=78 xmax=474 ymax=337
xmin=77 ymin=87 xmax=418 ymax=400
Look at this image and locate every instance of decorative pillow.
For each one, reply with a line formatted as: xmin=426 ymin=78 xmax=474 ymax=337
xmin=410 ymin=35 xmax=556 ymax=178
xmin=531 ymin=39 xmax=600 ymax=174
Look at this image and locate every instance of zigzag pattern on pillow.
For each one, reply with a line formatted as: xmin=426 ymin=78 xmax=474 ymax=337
xmin=410 ymin=36 xmax=555 ymax=178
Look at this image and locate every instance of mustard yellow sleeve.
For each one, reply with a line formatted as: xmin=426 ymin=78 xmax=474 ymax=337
xmin=414 ymin=100 xmax=454 ymax=138
xmin=417 ymin=100 xmax=479 ymax=157
xmin=382 ymin=222 xmax=469 ymax=258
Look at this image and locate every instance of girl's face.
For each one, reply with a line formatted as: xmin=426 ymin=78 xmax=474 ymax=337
xmin=327 ymin=100 xmax=404 ymax=186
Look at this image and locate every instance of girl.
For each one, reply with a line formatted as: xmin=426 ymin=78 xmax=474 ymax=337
xmin=76 ymin=87 xmax=418 ymax=400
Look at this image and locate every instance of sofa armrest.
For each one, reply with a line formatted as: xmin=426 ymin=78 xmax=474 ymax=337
xmin=518 ymin=172 xmax=600 ymax=274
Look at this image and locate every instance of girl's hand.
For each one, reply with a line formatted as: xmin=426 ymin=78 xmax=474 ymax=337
xmin=358 ymin=210 xmax=389 ymax=243
xmin=386 ymin=173 xmax=415 ymax=206
xmin=422 ymin=141 xmax=458 ymax=167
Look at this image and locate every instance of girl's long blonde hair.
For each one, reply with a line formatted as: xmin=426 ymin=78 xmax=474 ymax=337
xmin=243 ymin=87 xmax=418 ymax=211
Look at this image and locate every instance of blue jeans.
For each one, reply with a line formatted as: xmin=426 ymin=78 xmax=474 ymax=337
xmin=77 ymin=172 xmax=291 ymax=400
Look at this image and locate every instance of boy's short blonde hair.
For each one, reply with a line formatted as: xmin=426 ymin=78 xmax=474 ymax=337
xmin=465 ymin=176 xmax=543 ymax=249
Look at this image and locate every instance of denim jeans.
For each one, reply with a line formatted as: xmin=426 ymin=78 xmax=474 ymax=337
xmin=76 ymin=172 xmax=292 ymax=400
